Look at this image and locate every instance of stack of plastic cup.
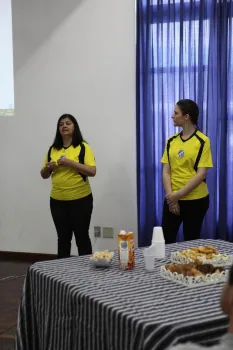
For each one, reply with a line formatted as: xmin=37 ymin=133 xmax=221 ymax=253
xmin=151 ymin=227 xmax=165 ymax=259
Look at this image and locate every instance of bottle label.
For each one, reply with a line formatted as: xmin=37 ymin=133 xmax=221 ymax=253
xmin=120 ymin=241 xmax=129 ymax=263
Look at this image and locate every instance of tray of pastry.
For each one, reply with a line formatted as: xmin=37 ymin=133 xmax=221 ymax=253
xmin=161 ymin=263 xmax=227 ymax=288
xmin=170 ymin=245 xmax=233 ymax=266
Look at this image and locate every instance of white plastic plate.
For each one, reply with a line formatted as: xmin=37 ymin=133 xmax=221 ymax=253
xmin=170 ymin=252 xmax=233 ymax=267
xmin=160 ymin=265 xmax=228 ymax=288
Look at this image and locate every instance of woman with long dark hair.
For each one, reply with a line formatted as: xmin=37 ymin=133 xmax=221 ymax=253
xmin=40 ymin=114 xmax=96 ymax=258
xmin=161 ymin=100 xmax=213 ymax=243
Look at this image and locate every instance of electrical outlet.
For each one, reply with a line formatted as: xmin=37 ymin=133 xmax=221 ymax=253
xmin=103 ymin=227 xmax=114 ymax=238
xmin=94 ymin=226 xmax=101 ymax=238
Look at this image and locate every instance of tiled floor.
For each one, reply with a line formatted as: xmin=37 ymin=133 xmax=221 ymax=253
xmin=0 ymin=261 xmax=30 ymax=350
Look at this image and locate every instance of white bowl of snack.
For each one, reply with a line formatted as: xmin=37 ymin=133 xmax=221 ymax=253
xmin=90 ymin=250 xmax=114 ymax=267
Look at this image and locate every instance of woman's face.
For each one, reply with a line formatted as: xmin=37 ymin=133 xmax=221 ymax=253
xmin=171 ymin=104 xmax=188 ymax=127
xmin=59 ymin=117 xmax=74 ymax=137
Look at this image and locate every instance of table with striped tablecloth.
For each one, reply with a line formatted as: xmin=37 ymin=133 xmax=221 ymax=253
xmin=16 ymin=239 xmax=233 ymax=350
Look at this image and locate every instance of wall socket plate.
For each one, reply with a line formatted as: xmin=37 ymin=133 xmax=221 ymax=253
xmin=103 ymin=227 xmax=114 ymax=239
xmin=94 ymin=226 xmax=101 ymax=238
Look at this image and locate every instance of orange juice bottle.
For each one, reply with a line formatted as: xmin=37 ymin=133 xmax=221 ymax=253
xmin=118 ymin=230 xmax=135 ymax=270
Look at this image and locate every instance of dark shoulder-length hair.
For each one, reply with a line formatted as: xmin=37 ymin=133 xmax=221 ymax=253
xmin=52 ymin=114 xmax=85 ymax=149
xmin=176 ymin=99 xmax=199 ymax=128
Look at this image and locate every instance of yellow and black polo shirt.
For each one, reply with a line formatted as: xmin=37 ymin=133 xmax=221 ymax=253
xmin=43 ymin=142 xmax=96 ymax=201
xmin=161 ymin=130 xmax=213 ymax=200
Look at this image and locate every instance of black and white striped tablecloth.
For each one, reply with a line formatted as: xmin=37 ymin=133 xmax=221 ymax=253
xmin=16 ymin=239 xmax=233 ymax=350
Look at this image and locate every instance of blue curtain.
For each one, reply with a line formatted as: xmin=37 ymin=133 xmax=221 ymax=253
xmin=136 ymin=0 xmax=233 ymax=247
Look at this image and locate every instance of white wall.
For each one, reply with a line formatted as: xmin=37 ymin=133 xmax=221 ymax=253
xmin=0 ymin=0 xmax=14 ymax=110
xmin=0 ymin=0 xmax=136 ymax=254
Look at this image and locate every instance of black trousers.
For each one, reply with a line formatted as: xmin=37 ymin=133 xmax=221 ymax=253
xmin=162 ymin=195 xmax=209 ymax=244
xmin=50 ymin=194 xmax=93 ymax=258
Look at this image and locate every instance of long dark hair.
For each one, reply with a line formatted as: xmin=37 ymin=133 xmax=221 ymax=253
xmin=52 ymin=114 xmax=85 ymax=149
xmin=176 ymin=99 xmax=199 ymax=127
xmin=229 ymin=265 xmax=233 ymax=285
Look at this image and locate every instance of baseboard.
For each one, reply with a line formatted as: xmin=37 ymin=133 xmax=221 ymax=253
xmin=0 ymin=251 xmax=56 ymax=262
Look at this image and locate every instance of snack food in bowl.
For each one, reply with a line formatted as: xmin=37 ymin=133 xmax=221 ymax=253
xmin=90 ymin=250 xmax=114 ymax=267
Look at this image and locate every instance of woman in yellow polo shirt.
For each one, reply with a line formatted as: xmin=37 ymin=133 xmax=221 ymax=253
xmin=161 ymin=99 xmax=213 ymax=243
xmin=40 ymin=114 xmax=96 ymax=258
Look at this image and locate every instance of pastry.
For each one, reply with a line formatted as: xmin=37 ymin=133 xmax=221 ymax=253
xmin=165 ymin=263 xmax=223 ymax=277
xmin=178 ymin=246 xmax=220 ymax=261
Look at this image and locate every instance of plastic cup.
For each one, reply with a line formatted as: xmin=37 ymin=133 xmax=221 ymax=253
xmin=153 ymin=242 xmax=166 ymax=258
xmin=143 ymin=249 xmax=155 ymax=271
xmin=152 ymin=227 xmax=164 ymax=243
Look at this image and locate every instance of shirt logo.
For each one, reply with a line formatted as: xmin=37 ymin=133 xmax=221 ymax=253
xmin=177 ymin=149 xmax=184 ymax=158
